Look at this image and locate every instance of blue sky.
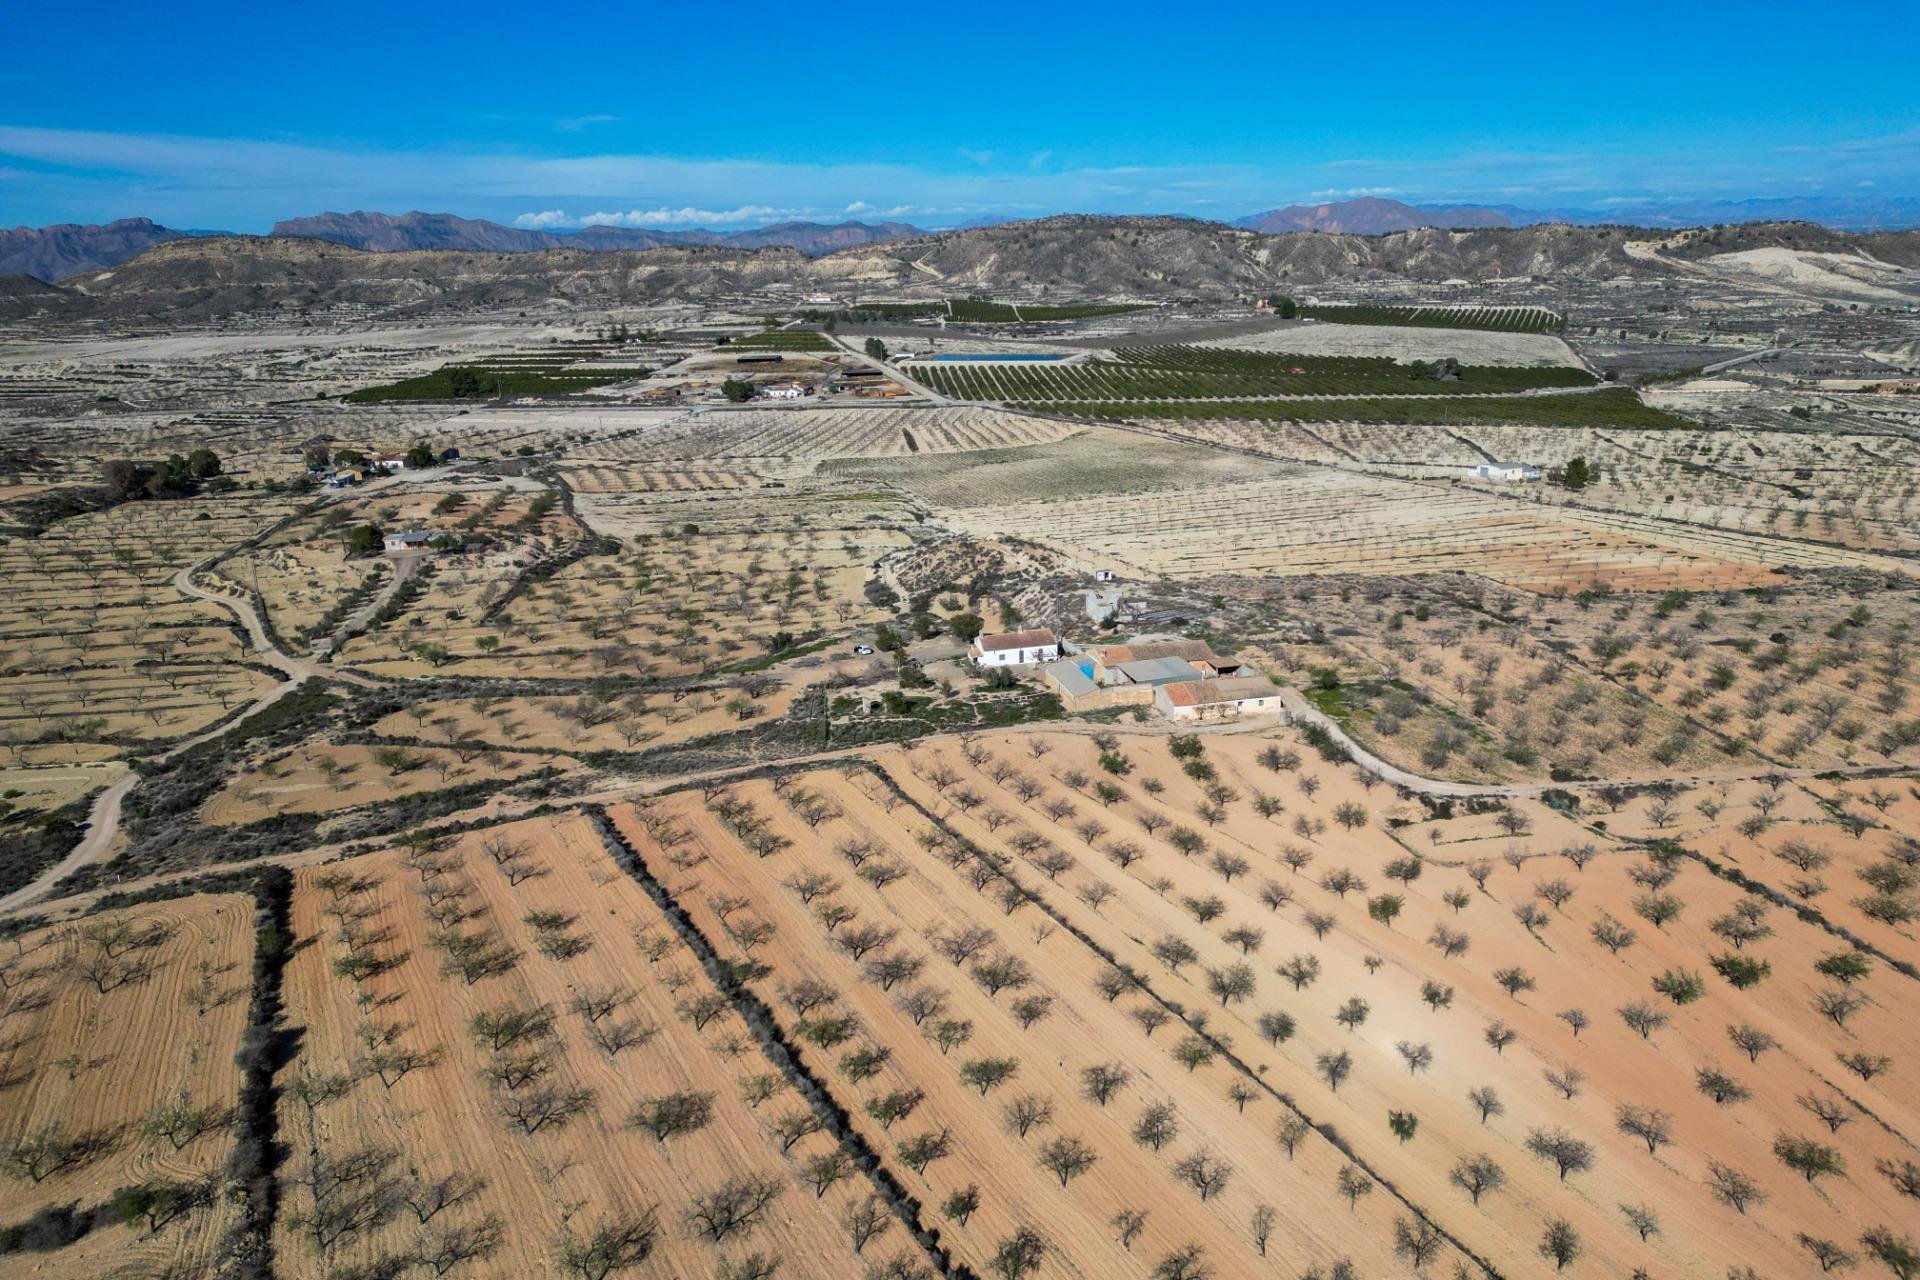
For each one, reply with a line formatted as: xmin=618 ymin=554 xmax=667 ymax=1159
xmin=3 ymin=0 xmax=1917 ymax=232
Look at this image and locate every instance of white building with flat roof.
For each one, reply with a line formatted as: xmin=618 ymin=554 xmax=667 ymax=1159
xmin=970 ymin=628 xmax=1061 ymax=667
xmin=1465 ymin=462 xmax=1541 ymax=482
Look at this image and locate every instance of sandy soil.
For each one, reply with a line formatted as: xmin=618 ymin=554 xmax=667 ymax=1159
xmin=274 ymin=814 xmax=885 ymax=1279
xmin=0 ymin=894 xmax=255 ymax=1278
xmin=610 ymin=724 xmax=1917 ymax=1279
xmin=200 ymin=740 xmax=564 ymax=825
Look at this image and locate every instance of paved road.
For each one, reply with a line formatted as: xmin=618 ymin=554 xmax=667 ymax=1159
xmin=1699 ymin=347 xmax=1783 ymax=375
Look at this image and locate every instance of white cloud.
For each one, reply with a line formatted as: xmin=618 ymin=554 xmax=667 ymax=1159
xmin=578 ymin=205 xmax=791 ymax=227
xmin=2 ymin=122 xmax=1914 ymax=233
xmin=843 ymin=200 xmax=927 ymax=220
xmin=554 ymin=114 xmax=618 ymax=133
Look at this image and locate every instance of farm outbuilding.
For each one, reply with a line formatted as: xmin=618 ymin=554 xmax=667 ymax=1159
xmin=1106 ymin=656 xmax=1205 ymax=688
xmin=1090 ymin=640 xmax=1241 ymax=684
xmin=1043 ymin=657 xmax=1158 ymax=713
xmin=971 ymin=628 xmax=1061 ymax=667
xmin=1155 ymin=675 xmax=1289 ymax=723
xmin=1464 ymin=462 xmax=1542 ymax=482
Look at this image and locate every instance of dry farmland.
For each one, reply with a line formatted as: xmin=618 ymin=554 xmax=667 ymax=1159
xmin=0 ymin=894 xmax=257 ymax=1278
xmin=936 ymin=467 xmax=1896 ymax=593
xmin=602 ymin=724 xmax=1920 ymax=1279
xmin=331 ymin=525 xmax=909 ymax=681
xmin=275 ymin=815 xmax=900 ymax=1280
xmin=3 ymin=286 xmax=1918 ymax=1280
xmin=1 ymin=496 xmax=294 ymax=763
xmin=1286 ymin=573 xmax=1920 ymax=784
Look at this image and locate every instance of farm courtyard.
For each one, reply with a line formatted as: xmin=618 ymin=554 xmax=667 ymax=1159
xmin=2 ymin=291 xmax=1918 ymax=1280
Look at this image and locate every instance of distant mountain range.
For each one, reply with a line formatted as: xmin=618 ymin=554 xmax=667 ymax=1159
xmin=1233 ymin=195 xmax=1920 ymax=236
xmin=0 ymin=217 xmax=191 ymax=284
xmin=7 ymin=195 xmax=1920 ymax=284
xmin=0 ymin=212 xmax=927 ymax=282
xmin=268 ymin=210 xmax=926 ymax=256
xmin=16 ymin=216 xmax=1913 ymax=328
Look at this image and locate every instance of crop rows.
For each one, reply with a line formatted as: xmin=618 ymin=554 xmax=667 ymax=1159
xmin=947 ymin=300 xmax=1147 ymax=322
xmin=920 ymin=348 xmax=1594 ymax=402
xmin=1298 ymin=304 xmax=1566 ymax=333
xmin=1019 ymin=389 xmax=1696 ymax=430
xmin=729 ymin=330 xmax=834 ymax=351
xmin=941 ymin=471 xmax=1799 ymax=591
xmin=344 ymin=338 xmax=658 ymax=402
xmin=800 ymin=300 xmax=1146 ymax=324
xmin=563 ymin=407 xmax=1080 ymax=468
xmin=344 ymin=365 xmax=653 ymax=403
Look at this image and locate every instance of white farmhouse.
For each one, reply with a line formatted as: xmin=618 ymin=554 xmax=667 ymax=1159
xmin=970 ymin=628 xmax=1061 ymax=668
xmin=1465 ymin=462 xmax=1542 ymax=482
xmin=383 ymin=530 xmax=436 ymax=553
xmin=1155 ymin=675 xmax=1289 ymax=723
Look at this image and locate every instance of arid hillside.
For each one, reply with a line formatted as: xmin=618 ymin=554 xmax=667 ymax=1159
xmin=29 ymin=218 xmax=1920 ymax=325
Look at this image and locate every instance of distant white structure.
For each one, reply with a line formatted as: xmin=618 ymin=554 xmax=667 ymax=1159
xmin=383 ymin=530 xmax=436 ymax=552
xmin=1465 ymin=462 xmax=1542 ymax=483
xmin=764 ymin=382 xmax=808 ymax=400
xmin=970 ymin=628 xmax=1061 ymax=668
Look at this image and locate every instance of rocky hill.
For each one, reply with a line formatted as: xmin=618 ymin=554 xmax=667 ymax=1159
xmin=28 ymin=217 xmax=1920 ymax=324
xmin=1234 ymin=197 xmax=1516 ymax=235
xmin=0 ymin=273 xmax=79 ymax=322
xmin=0 ymin=217 xmax=189 ymax=282
xmin=1657 ymin=220 xmax=1920 ymax=267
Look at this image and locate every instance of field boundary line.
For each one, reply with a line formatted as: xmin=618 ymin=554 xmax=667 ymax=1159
xmin=584 ymin=803 xmax=983 ymax=1280
xmin=861 ymin=757 xmax=1508 ymax=1280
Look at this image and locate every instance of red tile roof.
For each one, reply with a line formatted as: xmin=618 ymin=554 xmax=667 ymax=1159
xmin=1163 ymin=676 xmax=1278 ymax=707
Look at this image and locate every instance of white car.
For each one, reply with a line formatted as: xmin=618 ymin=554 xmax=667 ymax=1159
xmin=853 ymin=644 xmax=876 ymax=656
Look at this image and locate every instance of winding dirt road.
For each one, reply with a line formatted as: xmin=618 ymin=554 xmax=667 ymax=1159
xmin=3 ymin=550 xmax=1904 ymax=920
xmin=0 ymin=560 xmax=380 ymax=915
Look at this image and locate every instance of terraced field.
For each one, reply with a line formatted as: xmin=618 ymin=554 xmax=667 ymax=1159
xmin=819 ymin=427 xmax=1290 ymax=508
xmin=1 ymin=496 xmax=294 ymax=763
xmin=938 ymin=468 xmax=1907 ymax=593
xmin=560 ymin=406 xmax=1085 ymax=479
xmin=1296 ymin=303 xmax=1566 ymax=332
xmin=1030 ymin=389 xmax=1694 ymax=431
